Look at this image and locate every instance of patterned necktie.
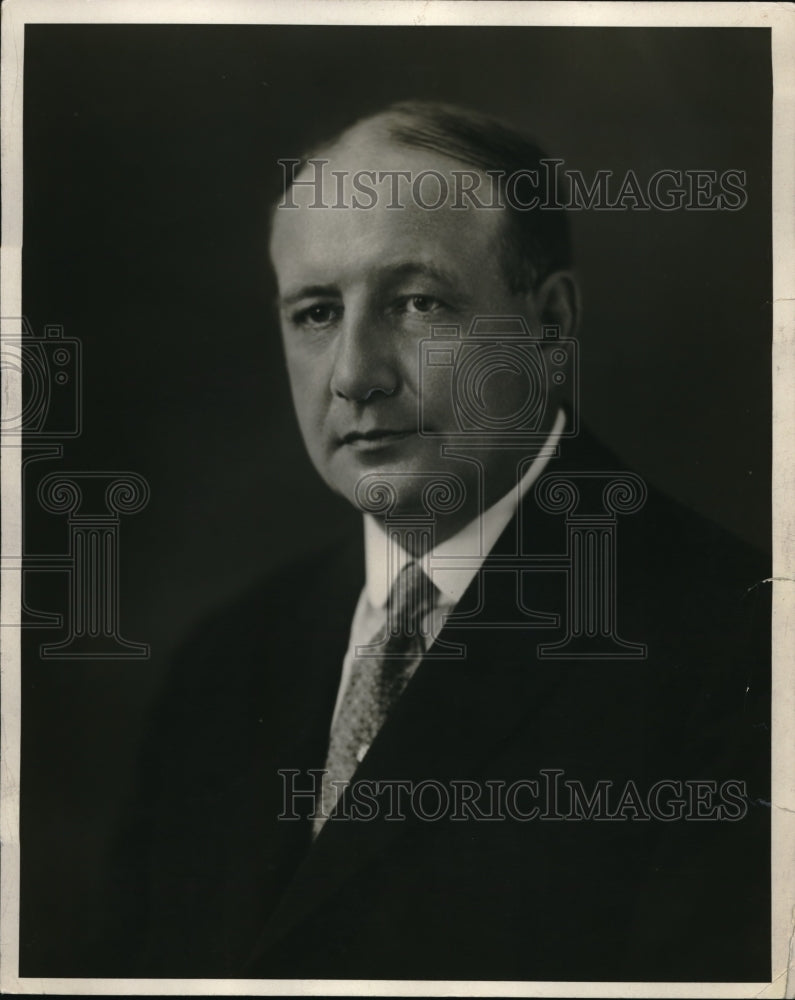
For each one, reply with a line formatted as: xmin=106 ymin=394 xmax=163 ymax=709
xmin=313 ymin=561 xmax=436 ymax=836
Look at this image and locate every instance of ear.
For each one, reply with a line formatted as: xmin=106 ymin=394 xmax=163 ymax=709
xmin=528 ymin=270 xmax=581 ymax=338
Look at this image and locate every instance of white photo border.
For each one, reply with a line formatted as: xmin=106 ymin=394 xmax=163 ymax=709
xmin=1 ymin=2 xmax=793 ymax=997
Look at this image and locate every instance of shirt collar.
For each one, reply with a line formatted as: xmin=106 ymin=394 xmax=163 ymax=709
xmin=363 ymin=408 xmax=566 ymax=609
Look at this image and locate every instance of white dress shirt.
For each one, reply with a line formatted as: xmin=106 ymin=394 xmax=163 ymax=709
xmin=330 ymin=409 xmax=566 ymax=727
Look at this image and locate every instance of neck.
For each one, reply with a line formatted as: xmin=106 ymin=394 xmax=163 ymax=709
xmin=367 ymin=407 xmax=567 ymax=552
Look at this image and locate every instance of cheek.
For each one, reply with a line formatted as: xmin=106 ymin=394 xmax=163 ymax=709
xmin=417 ymin=339 xmax=552 ymax=437
xmin=284 ymin=347 xmax=325 ymax=403
xmin=282 ymin=356 xmax=328 ymax=449
xmin=418 ymin=366 xmax=457 ymax=431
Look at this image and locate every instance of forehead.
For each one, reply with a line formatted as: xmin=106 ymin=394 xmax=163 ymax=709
xmin=269 ymin=135 xmax=508 ymax=291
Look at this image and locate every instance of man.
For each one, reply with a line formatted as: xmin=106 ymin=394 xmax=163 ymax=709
xmin=123 ymin=102 xmax=770 ymax=981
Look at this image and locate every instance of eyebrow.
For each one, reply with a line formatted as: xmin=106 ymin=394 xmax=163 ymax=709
xmin=276 ymin=260 xmax=467 ymax=311
xmin=278 ymin=284 xmax=340 ymax=308
xmin=384 ymin=260 xmax=460 ymax=287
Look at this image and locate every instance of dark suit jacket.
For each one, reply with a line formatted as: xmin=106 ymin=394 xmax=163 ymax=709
xmin=114 ymin=429 xmax=770 ymax=982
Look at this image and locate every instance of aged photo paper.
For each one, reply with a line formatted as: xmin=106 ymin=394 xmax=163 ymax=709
xmin=1 ymin=1 xmax=793 ymax=997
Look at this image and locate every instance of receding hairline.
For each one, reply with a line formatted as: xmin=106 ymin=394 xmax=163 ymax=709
xmin=291 ymin=113 xmax=501 ymax=182
xmin=307 ymin=101 xmax=547 ymax=166
xmin=275 ymin=100 xmax=572 ymax=292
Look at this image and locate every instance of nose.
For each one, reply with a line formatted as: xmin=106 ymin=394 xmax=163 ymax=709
xmin=329 ymin=308 xmax=399 ymax=402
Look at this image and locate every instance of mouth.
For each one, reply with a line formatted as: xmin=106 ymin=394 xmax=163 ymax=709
xmin=339 ymin=429 xmax=416 ymax=450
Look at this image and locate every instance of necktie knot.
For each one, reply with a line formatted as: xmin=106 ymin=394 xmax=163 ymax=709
xmin=383 ymin=560 xmax=436 ymax=650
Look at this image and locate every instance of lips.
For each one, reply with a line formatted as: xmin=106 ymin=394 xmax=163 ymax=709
xmin=339 ymin=428 xmax=415 ymax=449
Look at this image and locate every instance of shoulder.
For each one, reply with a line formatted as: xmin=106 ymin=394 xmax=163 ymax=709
xmin=134 ymin=528 xmax=364 ymax=803
xmin=557 ymin=422 xmax=770 ymax=588
xmin=547 ymin=423 xmax=770 ymax=746
xmin=165 ymin=529 xmax=364 ymax=690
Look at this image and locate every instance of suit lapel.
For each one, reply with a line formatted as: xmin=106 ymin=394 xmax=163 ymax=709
xmin=248 ymin=426 xmax=630 ymax=964
xmin=247 ymin=495 xmax=569 ymax=964
xmin=218 ymin=532 xmax=365 ymax=950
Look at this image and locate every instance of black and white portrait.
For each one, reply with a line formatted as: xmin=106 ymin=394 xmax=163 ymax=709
xmin=1 ymin=2 xmax=792 ymax=996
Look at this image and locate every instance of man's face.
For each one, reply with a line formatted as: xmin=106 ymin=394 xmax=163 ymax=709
xmin=269 ymin=132 xmax=559 ymax=532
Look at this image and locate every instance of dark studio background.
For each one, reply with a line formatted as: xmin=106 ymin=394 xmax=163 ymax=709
xmin=18 ymin=25 xmax=771 ymax=975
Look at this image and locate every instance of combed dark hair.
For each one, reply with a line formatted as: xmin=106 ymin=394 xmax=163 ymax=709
xmin=283 ymin=100 xmax=572 ymax=293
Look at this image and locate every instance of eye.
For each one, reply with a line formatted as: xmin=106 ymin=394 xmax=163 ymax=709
xmin=291 ymin=302 xmax=341 ymax=329
xmin=402 ymin=295 xmax=446 ymax=315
